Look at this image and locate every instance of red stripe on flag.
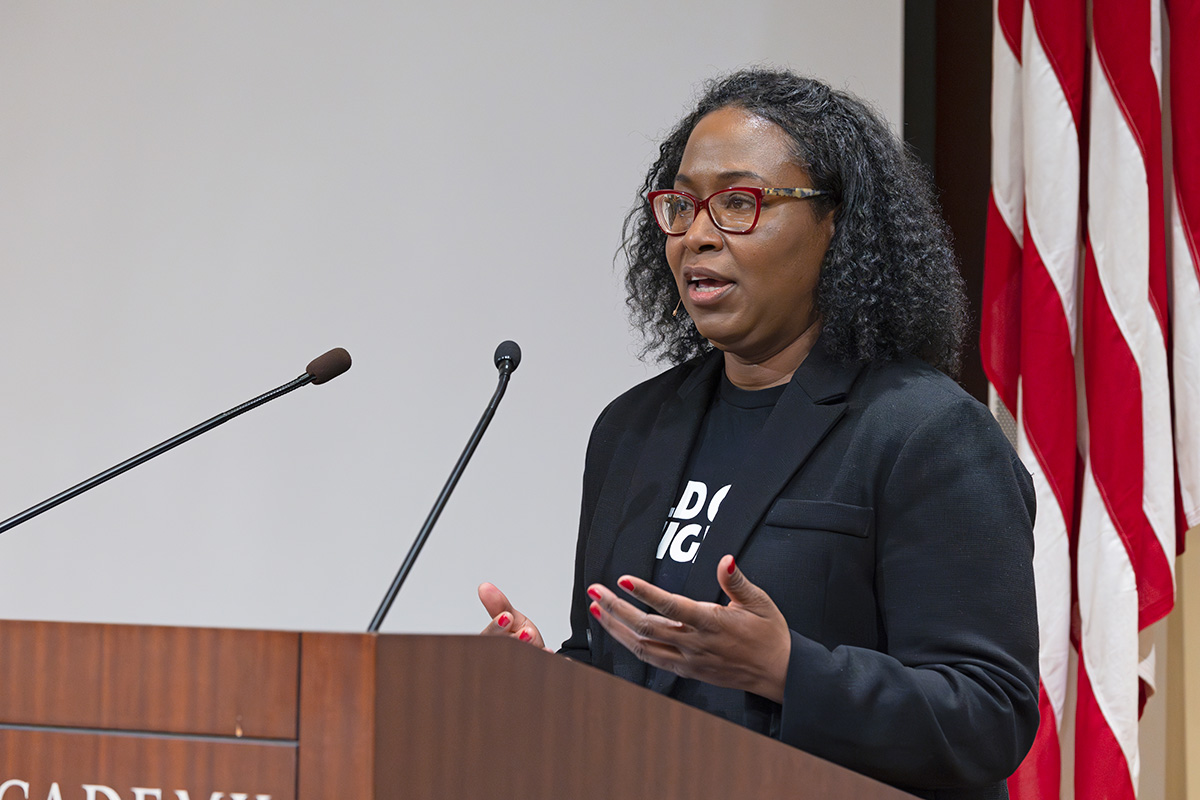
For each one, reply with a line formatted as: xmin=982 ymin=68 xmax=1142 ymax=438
xmin=1169 ymin=0 xmax=1200 ymax=546
xmin=998 ymin=0 xmax=1024 ymax=63
xmin=1007 ymin=682 xmax=1062 ymax=800
xmin=1081 ymin=243 xmax=1175 ymax=627
xmin=1029 ymin=0 xmax=1087 ymax=127
xmin=1172 ymin=0 xmax=1200 ymax=278
xmin=1019 ymin=234 xmax=1078 ymax=530
xmin=1074 ymin=656 xmax=1137 ymax=800
xmin=1090 ymin=0 xmax=1175 ymax=627
xmin=983 ymin=193 xmax=1023 ymax=415
xmin=1177 ymin=474 xmax=1190 ymax=555
xmin=1093 ymin=0 xmax=1168 ymax=334
xmin=1008 ymin=7 xmax=1085 ymax=796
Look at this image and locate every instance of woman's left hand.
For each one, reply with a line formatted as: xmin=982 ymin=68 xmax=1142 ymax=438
xmin=587 ymin=554 xmax=791 ymax=703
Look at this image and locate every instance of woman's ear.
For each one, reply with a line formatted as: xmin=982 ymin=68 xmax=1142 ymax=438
xmin=820 ymin=205 xmax=837 ymax=242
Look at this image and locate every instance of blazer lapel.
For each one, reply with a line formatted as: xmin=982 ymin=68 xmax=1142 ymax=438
xmin=600 ymin=352 xmax=722 ymax=685
xmin=681 ymin=341 xmax=866 ymax=618
xmin=650 ymin=343 xmax=863 ymax=698
xmin=594 ymin=341 xmax=865 ymax=695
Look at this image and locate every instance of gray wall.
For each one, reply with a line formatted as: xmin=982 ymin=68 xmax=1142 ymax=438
xmin=0 ymin=1 xmax=901 ymax=647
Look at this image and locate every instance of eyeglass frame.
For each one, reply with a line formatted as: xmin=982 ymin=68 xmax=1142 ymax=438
xmin=647 ymin=186 xmax=829 ymax=236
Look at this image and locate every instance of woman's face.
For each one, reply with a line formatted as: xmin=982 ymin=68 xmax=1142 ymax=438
xmin=667 ymin=106 xmax=834 ymax=364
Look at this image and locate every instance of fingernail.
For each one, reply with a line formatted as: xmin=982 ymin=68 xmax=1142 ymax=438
xmin=727 ymin=557 xmax=737 ymax=575
xmin=590 ymin=604 xmax=602 ymax=620
xmin=587 ymin=588 xmax=601 ymax=601
xmin=618 ymin=577 xmax=635 ymax=592
xmin=497 ymin=613 xmax=511 ymax=628
xmin=519 ymin=630 xmax=531 ymax=642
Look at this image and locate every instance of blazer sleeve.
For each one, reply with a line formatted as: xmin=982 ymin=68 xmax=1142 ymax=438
xmin=557 ymin=399 xmax=619 ymax=664
xmin=558 ymin=491 xmax=596 ymax=663
xmin=778 ymin=395 xmax=1040 ymax=790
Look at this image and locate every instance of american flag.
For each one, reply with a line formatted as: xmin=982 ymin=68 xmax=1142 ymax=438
xmin=982 ymin=0 xmax=1199 ymax=797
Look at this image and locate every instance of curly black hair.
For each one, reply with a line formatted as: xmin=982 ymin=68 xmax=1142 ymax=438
xmin=621 ymin=69 xmax=967 ymax=375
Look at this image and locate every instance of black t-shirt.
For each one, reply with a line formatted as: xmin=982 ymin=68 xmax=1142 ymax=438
xmin=646 ymin=371 xmax=784 ymax=689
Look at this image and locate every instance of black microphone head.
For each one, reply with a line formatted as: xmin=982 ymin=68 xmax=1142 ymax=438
xmin=493 ymin=340 xmax=521 ymax=373
xmin=307 ymin=347 xmax=352 ymax=384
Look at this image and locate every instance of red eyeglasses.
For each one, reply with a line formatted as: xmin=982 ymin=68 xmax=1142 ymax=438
xmin=647 ymin=186 xmax=828 ymax=235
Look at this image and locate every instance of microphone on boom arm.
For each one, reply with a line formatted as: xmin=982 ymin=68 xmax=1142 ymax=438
xmin=0 ymin=348 xmax=353 ymax=536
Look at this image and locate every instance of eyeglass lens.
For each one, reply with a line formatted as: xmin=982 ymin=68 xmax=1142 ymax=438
xmin=653 ymin=189 xmax=760 ymax=234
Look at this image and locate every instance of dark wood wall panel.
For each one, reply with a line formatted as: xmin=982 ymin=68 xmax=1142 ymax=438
xmin=904 ymin=0 xmax=993 ymax=401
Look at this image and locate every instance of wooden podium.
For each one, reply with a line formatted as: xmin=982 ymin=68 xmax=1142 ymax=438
xmin=0 ymin=620 xmax=915 ymax=799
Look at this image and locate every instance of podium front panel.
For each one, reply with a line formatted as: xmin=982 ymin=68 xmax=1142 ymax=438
xmin=0 ymin=620 xmax=300 ymax=739
xmin=0 ymin=728 xmax=295 ymax=799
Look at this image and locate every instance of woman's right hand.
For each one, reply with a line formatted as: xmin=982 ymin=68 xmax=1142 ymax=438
xmin=477 ymin=582 xmax=550 ymax=650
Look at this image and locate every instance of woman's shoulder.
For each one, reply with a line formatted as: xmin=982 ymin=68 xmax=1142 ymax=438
xmin=579 ymin=352 xmax=716 ymax=479
xmin=856 ymin=356 xmax=984 ymax=414
xmin=846 ymin=356 xmax=1011 ymax=452
xmin=596 ymin=351 xmax=719 ymax=426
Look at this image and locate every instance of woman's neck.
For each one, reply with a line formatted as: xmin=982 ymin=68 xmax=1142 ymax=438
xmin=721 ymin=320 xmax=821 ymax=390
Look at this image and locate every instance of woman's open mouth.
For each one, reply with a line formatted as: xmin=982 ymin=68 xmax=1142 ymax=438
xmin=688 ymin=278 xmax=735 ymax=304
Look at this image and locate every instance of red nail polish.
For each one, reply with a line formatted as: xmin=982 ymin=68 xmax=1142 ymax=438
xmin=618 ymin=578 xmax=635 ymax=592
xmin=590 ymin=604 xmax=602 ymax=620
xmin=587 ymin=588 xmax=601 ymax=601
xmin=497 ymin=613 xmax=511 ymax=628
xmin=519 ymin=630 xmax=531 ymax=642
xmin=727 ymin=557 xmax=737 ymax=575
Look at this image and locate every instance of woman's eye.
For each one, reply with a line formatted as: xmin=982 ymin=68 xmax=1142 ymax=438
xmin=721 ymin=193 xmax=755 ymax=211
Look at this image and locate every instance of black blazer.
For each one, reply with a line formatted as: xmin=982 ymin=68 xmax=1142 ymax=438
xmin=560 ymin=342 xmax=1039 ymax=800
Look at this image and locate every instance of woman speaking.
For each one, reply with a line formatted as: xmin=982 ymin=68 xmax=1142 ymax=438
xmin=479 ymin=70 xmax=1038 ymax=800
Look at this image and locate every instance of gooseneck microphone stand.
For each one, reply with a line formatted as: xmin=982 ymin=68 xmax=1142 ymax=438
xmin=368 ymin=341 xmax=521 ymax=633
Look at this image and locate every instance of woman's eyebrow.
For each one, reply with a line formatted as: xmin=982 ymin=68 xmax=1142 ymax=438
xmin=674 ymin=169 xmax=768 ymax=186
